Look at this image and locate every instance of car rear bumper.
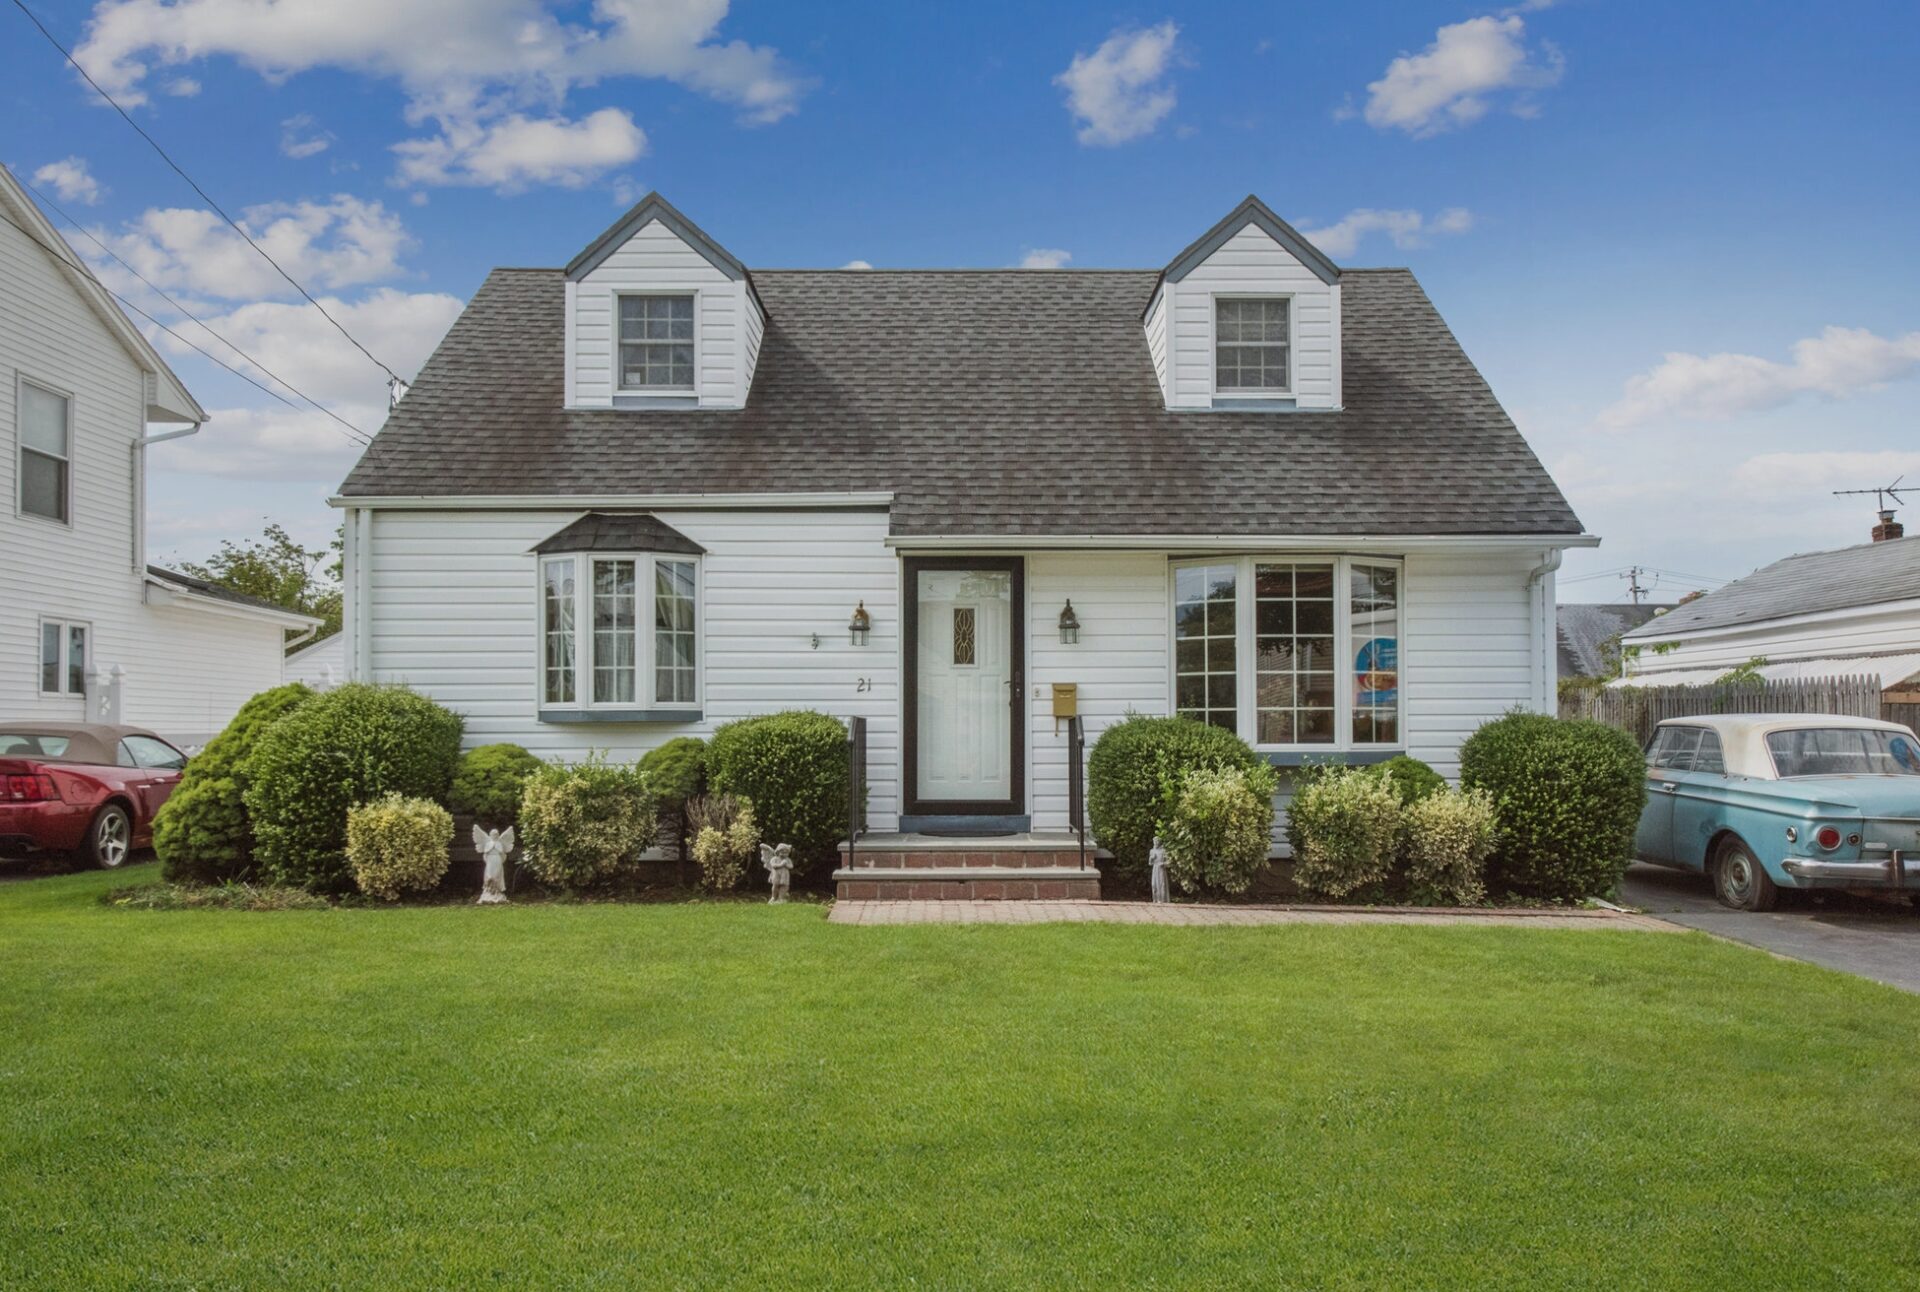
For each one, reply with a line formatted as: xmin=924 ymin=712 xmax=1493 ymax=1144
xmin=1781 ymin=854 xmax=1920 ymax=887
xmin=0 ymin=801 xmax=90 ymax=853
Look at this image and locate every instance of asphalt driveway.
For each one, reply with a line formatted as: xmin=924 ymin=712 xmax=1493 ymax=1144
xmin=1622 ymin=863 xmax=1920 ymax=993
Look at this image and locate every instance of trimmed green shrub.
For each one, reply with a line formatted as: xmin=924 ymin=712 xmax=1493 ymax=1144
xmin=1460 ymin=712 xmax=1647 ymax=901
xmin=448 ymin=743 xmax=544 ymax=827
xmin=1159 ymin=764 xmax=1279 ymax=897
xmin=1088 ymin=716 xmax=1269 ymax=876
xmin=243 ymin=684 xmax=464 ymax=893
xmin=688 ymin=793 xmax=759 ymax=891
xmin=1286 ymin=769 xmax=1404 ymax=901
xmin=154 ymin=683 xmax=315 ymax=884
xmin=706 ymin=711 xmax=849 ymax=874
xmin=516 ymin=757 xmax=656 ymax=889
xmin=639 ymin=737 xmax=707 ymax=812
xmin=1401 ymin=787 xmax=1497 ymax=907
xmin=1367 ymin=754 xmax=1447 ymax=807
xmin=345 ymin=793 xmax=453 ymax=901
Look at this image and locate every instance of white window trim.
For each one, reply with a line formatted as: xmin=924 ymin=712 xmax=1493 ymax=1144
xmin=16 ymin=374 xmax=75 ymax=527
xmin=1167 ymin=555 xmax=1404 ymax=752
xmin=612 ymin=290 xmax=700 ymax=396
xmin=537 ymin=551 xmax=703 ymax=711
xmin=37 ymin=616 xmax=90 ymax=698
xmin=1209 ymin=294 xmax=1294 ymax=399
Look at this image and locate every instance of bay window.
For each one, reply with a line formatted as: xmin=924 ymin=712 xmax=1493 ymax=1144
xmin=539 ymin=552 xmax=700 ymax=714
xmin=1172 ymin=556 xmax=1401 ymax=751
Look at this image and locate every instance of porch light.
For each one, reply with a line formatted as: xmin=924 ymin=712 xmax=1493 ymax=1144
xmin=849 ymin=600 xmax=872 ymax=646
xmin=1058 ymin=599 xmax=1080 ymax=645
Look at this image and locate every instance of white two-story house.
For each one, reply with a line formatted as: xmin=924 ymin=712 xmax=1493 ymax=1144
xmin=1 ymin=166 xmax=318 ymax=748
xmin=334 ymin=193 xmax=1594 ymax=889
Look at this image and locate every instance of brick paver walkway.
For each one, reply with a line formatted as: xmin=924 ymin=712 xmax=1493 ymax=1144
xmin=830 ymin=900 xmax=1677 ymax=930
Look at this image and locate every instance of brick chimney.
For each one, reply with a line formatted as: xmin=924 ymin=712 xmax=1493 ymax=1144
xmin=1873 ymin=508 xmax=1905 ymax=542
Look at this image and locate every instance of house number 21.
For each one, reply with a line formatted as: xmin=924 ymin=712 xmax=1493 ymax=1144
xmin=855 ymin=677 xmax=873 ymax=693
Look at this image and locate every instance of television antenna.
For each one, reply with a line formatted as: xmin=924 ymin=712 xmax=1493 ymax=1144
xmin=1831 ymin=476 xmax=1907 ymax=512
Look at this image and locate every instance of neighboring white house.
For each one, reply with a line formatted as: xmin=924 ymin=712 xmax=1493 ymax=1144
xmin=1619 ymin=516 xmax=1920 ymax=692
xmin=283 ymin=631 xmax=345 ymax=690
xmin=334 ymin=193 xmax=1593 ymax=848
xmin=1 ymin=166 xmax=319 ymax=748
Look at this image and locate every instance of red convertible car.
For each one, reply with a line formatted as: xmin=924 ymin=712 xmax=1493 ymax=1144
xmin=0 ymin=723 xmax=188 ymax=868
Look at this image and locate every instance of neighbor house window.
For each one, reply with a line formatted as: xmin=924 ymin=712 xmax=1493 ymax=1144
xmin=1170 ymin=556 xmax=1402 ymax=750
xmin=617 ymin=294 xmax=695 ymax=391
xmin=18 ymin=380 xmax=72 ymax=522
xmin=38 ymin=618 xmax=88 ymax=696
xmin=540 ymin=552 xmax=700 ymax=710
xmin=1214 ymin=298 xmax=1290 ymax=393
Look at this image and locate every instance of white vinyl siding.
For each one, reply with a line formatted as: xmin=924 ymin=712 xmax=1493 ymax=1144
xmin=1165 ymin=224 xmax=1340 ymax=410
xmin=569 ymin=219 xmax=755 ymax=409
xmin=1620 ymin=599 xmax=1920 ymax=680
xmin=353 ymin=508 xmax=902 ymax=830
xmin=1401 ymin=550 xmax=1543 ymax=779
xmin=1143 ymin=287 xmax=1170 ymax=403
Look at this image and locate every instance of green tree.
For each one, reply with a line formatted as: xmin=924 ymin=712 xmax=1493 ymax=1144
xmin=180 ymin=522 xmax=343 ymax=647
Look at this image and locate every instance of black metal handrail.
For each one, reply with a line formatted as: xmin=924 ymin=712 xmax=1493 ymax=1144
xmin=847 ymin=714 xmax=867 ymax=868
xmin=1067 ymin=714 xmax=1087 ymax=869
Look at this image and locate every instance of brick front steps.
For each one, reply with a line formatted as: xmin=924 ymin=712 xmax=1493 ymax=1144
xmin=835 ymin=833 xmax=1102 ymax=900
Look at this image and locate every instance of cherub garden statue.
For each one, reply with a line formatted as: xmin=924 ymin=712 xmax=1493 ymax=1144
xmin=760 ymin=842 xmax=794 ymax=903
xmin=1149 ymin=835 xmax=1170 ymax=904
xmin=473 ymin=824 xmax=515 ymax=905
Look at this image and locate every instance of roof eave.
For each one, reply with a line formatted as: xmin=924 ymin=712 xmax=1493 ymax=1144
xmin=564 ymin=191 xmax=747 ymax=281
xmin=1162 ymin=194 xmax=1342 ymax=287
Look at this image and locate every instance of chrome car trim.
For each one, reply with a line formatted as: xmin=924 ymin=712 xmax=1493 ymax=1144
xmin=1781 ymin=856 xmax=1920 ymax=883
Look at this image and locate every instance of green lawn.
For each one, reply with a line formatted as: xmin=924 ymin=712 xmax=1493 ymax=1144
xmin=4 ymin=866 xmax=1918 ymax=1289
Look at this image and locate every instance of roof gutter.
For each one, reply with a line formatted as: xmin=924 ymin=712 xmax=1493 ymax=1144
xmin=144 ymin=575 xmax=324 ymax=631
xmin=329 ymin=491 xmax=895 ymax=511
xmin=887 ymin=533 xmax=1601 ymax=552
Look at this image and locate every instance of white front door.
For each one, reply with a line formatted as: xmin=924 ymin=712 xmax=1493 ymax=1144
xmin=915 ymin=567 xmax=1013 ymax=803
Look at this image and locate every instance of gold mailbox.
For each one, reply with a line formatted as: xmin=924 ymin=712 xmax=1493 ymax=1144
xmin=1051 ymin=682 xmax=1078 ymax=718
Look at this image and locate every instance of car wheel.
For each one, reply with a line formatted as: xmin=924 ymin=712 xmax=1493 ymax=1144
xmin=1713 ymin=838 xmax=1778 ymax=912
xmin=82 ymin=805 xmax=132 ymax=870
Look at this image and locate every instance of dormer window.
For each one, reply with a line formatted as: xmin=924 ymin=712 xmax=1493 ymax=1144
xmin=1214 ymin=297 xmax=1290 ymax=394
xmin=618 ymin=294 xmax=695 ymax=392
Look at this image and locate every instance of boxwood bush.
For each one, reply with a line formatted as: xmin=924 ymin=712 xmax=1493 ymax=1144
xmin=639 ymin=736 xmax=707 ymax=859
xmin=706 ymin=711 xmax=849 ymax=874
xmin=1460 ymin=711 xmax=1647 ymax=901
xmin=516 ymin=757 xmax=656 ymax=889
xmin=1087 ymin=715 xmax=1269 ymax=876
xmin=1159 ymin=764 xmax=1278 ymax=897
xmin=243 ymin=683 xmax=464 ymax=893
xmin=153 ymin=682 xmax=314 ymax=885
xmin=346 ymin=793 xmax=453 ymax=901
xmin=687 ymin=792 xmax=758 ymax=891
xmin=1285 ymin=768 xmax=1403 ymax=900
xmin=1401 ymin=787 xmax=1497 ymax=907
xmin=1367 ymin=754 xmax=1447 ymax=806
xmin=448 ymin=743 xmax=545 ymax=828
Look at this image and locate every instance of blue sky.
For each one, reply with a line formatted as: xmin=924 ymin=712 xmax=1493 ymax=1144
xmin=5 ymin=0 xmax=1918 ymax=603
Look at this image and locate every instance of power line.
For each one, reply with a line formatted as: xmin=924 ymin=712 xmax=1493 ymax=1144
xmin=0 ymin=205 xmax=372 ymax=446
xmin=9 ymin=0 xmax=404 ymax=388
xmin=12 ymin=169 xmax=374 ymax=446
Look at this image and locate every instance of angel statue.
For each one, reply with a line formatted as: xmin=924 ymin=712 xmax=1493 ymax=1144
xmin=1149 ymin=835 xmax=1171 ymax=905
xmin=760 ymin=842 xmax=794 ymax=903
xmin=473 ymin=825 xmax=515 ymax=905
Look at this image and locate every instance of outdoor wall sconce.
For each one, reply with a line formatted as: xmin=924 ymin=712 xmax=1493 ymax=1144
xmin=1058 ymin=599 xmax=1081 ymax=645
xmin=848 ymin=600 xmax=872 ymax=646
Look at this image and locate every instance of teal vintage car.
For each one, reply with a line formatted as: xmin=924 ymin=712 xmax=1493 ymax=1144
xmin=1636 ymin=714 xmax=1920 ymax=910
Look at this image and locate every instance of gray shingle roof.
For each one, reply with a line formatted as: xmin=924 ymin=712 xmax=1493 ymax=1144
xmin=1624 ymin=534 xmax=1920 ymax=638
xmin=339 ymin=266 xmax=1582 ymax=539
xmin=1557 ymin=603 xmax=1670 ymax=678
xmin=146 ymin=566 xmax=312 ymax=618
xmin=531 ymin=511 xmax=705 ymax=555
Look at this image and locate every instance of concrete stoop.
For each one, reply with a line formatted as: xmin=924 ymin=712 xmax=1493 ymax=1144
xmin=834 ymin=832 xmax=1102 ymax=900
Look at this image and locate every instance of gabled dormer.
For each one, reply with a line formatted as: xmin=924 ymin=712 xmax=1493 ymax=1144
xmin=1145 ymin=196 xmax=1342 ymax=412
xmin=564 ymin=193 xmax=765 ymax=410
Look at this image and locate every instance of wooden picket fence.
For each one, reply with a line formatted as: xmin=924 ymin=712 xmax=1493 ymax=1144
xmin=1560 ymin=674 xmax=1889 ymax=746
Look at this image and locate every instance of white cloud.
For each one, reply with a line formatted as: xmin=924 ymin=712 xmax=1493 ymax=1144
xmin=1731 ymin=450 xmax=1920 ymax=500
xmin=1054 ymin=21 xmax=1181 ymax=146
xmin=163 ymin=76 xmax=201 ymax=96
xmin=841 ymin=259 xmax=873 ymax=270
xmin=72 ymin=0 xmax=809 ymax=193
xmin=1018 ymin=248 xmax=1072 ymax=269
xmin=147 ymin=402 xmax=382 ymax=482
xmin=32 ymin=156 xmax=105 ymax=206
xmin=393 ymin=107 xmax=648 ymax=191
xmin=1361 ymin=14 xmax=1563 ymax=137
xmin=159 ymin=287 xmax=464 ymax=408
xmin=1296 ymin=207 xmax=1473 ymax=259
xmin=279 ymin=114 xmax=333 ymax=159
xmin=1598 ymin=327 xmax=1920 ymax=429
xmin=90 ymin=194 xmax=412 ymax=301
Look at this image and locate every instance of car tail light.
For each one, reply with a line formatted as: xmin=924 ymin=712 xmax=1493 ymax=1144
xmin=4 ymin=774 xmax=58 ymax=803
xmin=1813 ymin=825 xmax=1843 ymax=851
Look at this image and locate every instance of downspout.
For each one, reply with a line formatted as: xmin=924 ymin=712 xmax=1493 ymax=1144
xmin=131 ymin=422 xmax=202 ymax=573
xmin=1527 ymin=549 xmax=1564 ymax=714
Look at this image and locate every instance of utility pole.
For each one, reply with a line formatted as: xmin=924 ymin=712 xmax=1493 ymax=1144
xmin=1621 ymin=566 xmax=1648 ymax=605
